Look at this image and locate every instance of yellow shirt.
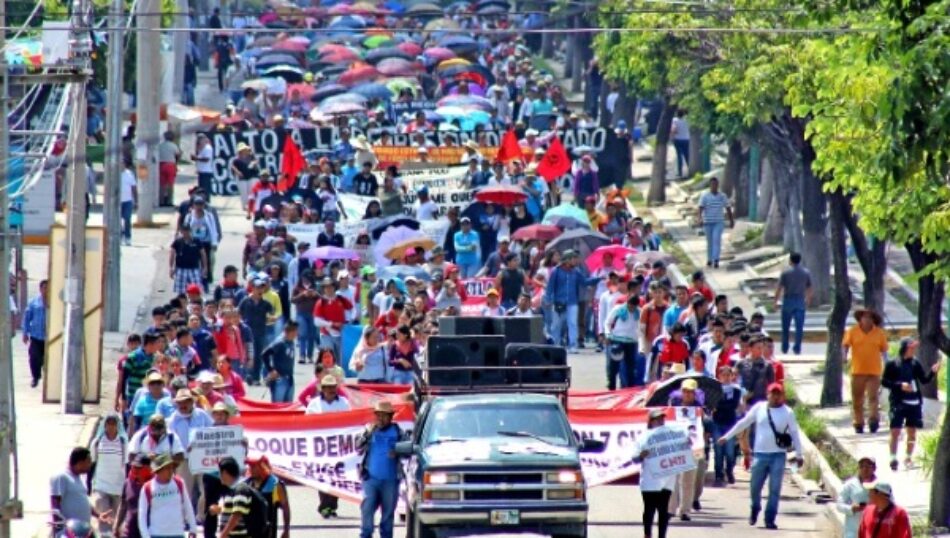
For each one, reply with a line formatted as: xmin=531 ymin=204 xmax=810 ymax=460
xmin=263 ymin=289 xmax=282 ymax=325
xmin=843 ymin=325 xmax=888 ymax=376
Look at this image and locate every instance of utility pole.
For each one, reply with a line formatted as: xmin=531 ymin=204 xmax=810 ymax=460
xmin=172 ymin=0 xmax=188 ymax=103
xmin=135 ymin=0 xmax=160 ymax=225
xmin=102 ymin=0 xmax=124 ymax=331
xmin=62 ymin=0 xmax=92 ymax=414
xmin=0 ymin=1 xmax=20 ymax=534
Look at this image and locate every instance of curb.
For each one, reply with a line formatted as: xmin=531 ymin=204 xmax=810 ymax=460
xmin=791 ymin=431 xmax=846 ymax=538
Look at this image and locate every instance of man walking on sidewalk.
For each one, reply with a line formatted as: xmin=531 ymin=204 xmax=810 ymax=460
xmin=697 ymin=177 xmax=733 ymax=268
xmin=21 ymin=279 xmax=47 ymax=388
xmin=881 ymin=337 xmax=939 ymax=471
xmin=843 ymin=308 xmax=888 ymax=433
xmin=857 ymin=482 xmax=912 ymax=538
xmin=773 ymin=253 xmax=812 ymax=354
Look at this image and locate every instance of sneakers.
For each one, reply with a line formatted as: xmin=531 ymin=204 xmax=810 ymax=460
xmin=680 ymin=514 xmax=691 ymax=522
xmin=765 ymin=523 xmax=779 ymax=530
xmin=30 ymin=379 xmax=38 ymax=388
xmin=854 ymin=424 xmax=864 ymax=434
xmin=868 ymin=420 xmax=879 ymax=433
xmin=319 ymin=507 xmax=333 ymax=519
xmin=712 ymin=479 xmax=725 ymax=488
xmin=889 ymin=459 xmax=898 ymax=471
xmin=904 ymin=458 xmax=914 ymax=470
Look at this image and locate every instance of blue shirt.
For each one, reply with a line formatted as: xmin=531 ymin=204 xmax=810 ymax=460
xmin=133 ymin=394 xmax=162 ymax=422
xmin=662 ymin=304 xmax=686 ymax=331
xmin=545 ymin=266 xmax=582 ymax=305
xmin=340 ymin=164 xmax=358 ymax=192
xmin=453 ymin=230 xmax=480 ymax=266
xmin=155 ymin=396 xmax=177 ymax=419
xmin=22 ymin=296 xmax=46 ymax=340
xmin=168 ymin=409 xmax=213 ymax=450
xmin=366 ymin=425 xmax=400 ymax=481
xmin=333 ymin=140 xmax=354 ymax=162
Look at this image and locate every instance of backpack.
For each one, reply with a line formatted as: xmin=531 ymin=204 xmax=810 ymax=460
xmin=143 ymin=476 xmax=185 ymax=529
xmin=236 ymin=482 xmax=271 ymax=537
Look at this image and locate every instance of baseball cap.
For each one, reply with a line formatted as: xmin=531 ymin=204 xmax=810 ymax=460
xmin=486 ymin=288 xmax=499 ymax=297
xmin=865 ymin=481 xmax=892 ymax=497
xmin=648 ymin=409 xmax=666 ymax=419
xmin=767 ymin=382 xmax=785 ymax=394
xmin=185 ymin=283 xmax=202 ymax=295
xmin=245 ymin=451 xmax=269 ymax=465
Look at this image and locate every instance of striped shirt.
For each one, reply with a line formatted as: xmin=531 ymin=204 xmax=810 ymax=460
xmin=122 ymin=349 xmax=154 ymax=400
xmin=218 ymin=483 xmax=254 ymax=537
xmin=698 ymin=191 xmax=730 ymax=223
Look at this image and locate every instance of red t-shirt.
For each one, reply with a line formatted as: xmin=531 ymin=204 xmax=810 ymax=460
xmin=857 ymin=504 xmax=911 ymax=538
xmin=659 ymin=339 xmax=690 ymax=364
xmin=689 ymin=284 xmax=715 ymax=304
xmin=313 ymin=296 xmax=354 ymax=335
xmin=769 ymin=358 xmax=785 ymax=385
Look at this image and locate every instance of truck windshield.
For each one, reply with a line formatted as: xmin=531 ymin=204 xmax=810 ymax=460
xmin=424 ymin=403 xmax=573 ymax=447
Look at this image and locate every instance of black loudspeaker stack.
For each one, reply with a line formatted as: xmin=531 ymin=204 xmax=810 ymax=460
xmin=425 ymin=335 xmax=506 ymax=386
xmin=438 ymin=316 xmax=544 ymax=344
xmin=503 ymin=344 xmax=569 ymax=384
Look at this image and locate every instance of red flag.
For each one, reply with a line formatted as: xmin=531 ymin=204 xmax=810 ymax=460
xmin=537 ymin=136 xmax=571 ymax=182
xmin=278 ymin=134 xmax=305 ymax=192
xmin=495 ymin=129 xmax=523 ymax=163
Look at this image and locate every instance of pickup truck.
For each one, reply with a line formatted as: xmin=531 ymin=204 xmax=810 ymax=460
xmin=396 ymin=393 xmax=603 ymax=538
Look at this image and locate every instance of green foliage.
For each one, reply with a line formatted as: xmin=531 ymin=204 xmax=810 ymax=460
xmin=917 ymin=423 xmax=941 ymax=478
xmin=44 ymin=0 xmax=69 ymax=19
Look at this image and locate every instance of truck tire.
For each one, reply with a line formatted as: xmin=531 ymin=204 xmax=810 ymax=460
xmin=405 ymin=509 xmax=436 ymax=538
xmin=552 ymin=528 xmax=587 ymax=538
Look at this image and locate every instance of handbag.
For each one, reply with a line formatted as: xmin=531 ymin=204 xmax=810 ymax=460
xmin=766 ymin=406 xmax=794 ymax=450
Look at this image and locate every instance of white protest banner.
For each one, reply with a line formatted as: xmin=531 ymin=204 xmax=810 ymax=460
xmin=639 ymin=424 xmax=697 ymax=479
xmin=188 ymin=425 xmax=247 ymax=474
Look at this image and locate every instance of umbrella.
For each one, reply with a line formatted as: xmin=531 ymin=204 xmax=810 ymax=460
xmin=363 ymin=34 xmax=392 ymax=49
xmin=365 ymin=46 xmax=413 ymax=64
xmin=511 ymin=224 xmax=562 ymax=242
xmin=474 ymin=185 xmax=527 ymax=206
xmin=374 ymin=225 xmax=429 ymax=266
xmin=448 ymin=83 xmax=486 ymax=96
xmin=318 ymin=101 xmax=366 ymax=115
xmin=631 ymin=251 xmax=676 ymax=266
xmin=397 ymin=41 xmax=423 ymax=56
xmin=439 ymin=35 xmax=481 ymax=54
xmin=424 ymin=17 xmax=460 ymax=31
xmin=286 ymin=82 xmax=317 ymax=99
xmin=477 ymin=4 xmax=508 ymax=15
xmin=477 ymin=0 xmax=510 ymax=6
xmin=646 ymin=374 xmax=723 ymax=410
xmin=423 ymin=47 xmax=456 ymax=61
xmin=437 ymin=94 xmax=494 ymax=111
xmin=273 ymin=39 xmax=308 ymax=53
xmin=311 ymin=82 xmax=348 ymax=101
xmin=543 ymin=203 xmax=592 ymax=229
xmin=321 ymin=92 xmax=369 ymax=105
xmin=407 ymin=2 xmax=443 ymax=16
xmin=545 ymin=228 xmax=610 ymax=259
xmin=439 ymin=64 xmax=495 ymax=86
xmin=302 ymin=246 xmax=360 ymax=262
xmin=256 ymin=52 xmax=303 ymax=68
xmin=318 ymin=43 xmax=358 ymax=55
xmin=241 ymin=78 xmax=271 ymax=91
xmin=377 ymin=265 xmax=433 ymax=282
xmin=384 ymin=237 xmax=437 ymax=261
xmin=370 ymin=216 xmax=422 ymax=240
xmin=261 ymin=65 xmax=305 ymax=82
xmin=386 ymin=78 xmax=419 ymax=96
xmin=351 ymin=82 xmax=393 ymax=100
xmin=320 ymin=48 xmax=362 ymax=63
xmin=329 ymin=15 xmax=367 ymax=28
xmin=339 ymin=65 xmax=380 ymax=86
xmin=250 ymin=36 xmax=278 ymax=48
xmin=437 ymin=58 xmax=471 ymax=70
xmin=585 ymin=245 xmax=638 ymax=272
xmin=377 ymin=58 xmax=422 ymax=77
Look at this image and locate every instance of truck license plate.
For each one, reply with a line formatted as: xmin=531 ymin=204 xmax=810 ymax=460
xmin=490 ymin=510 xmax=520 ymax=525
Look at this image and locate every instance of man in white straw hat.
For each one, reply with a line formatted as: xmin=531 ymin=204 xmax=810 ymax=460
xmin=357 ymin=400 xmax=407 ymax=538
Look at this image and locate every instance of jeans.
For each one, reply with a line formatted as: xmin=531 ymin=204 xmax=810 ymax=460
xmin=641 ymin=489 xmax=672 ymax=538
xmin=749 ymin=452 xmax=787 ymax=525
xmin=780 ymin=295 xmax=806 ymax=354
xmin=27 ymin=338 xmax=45 ymax=382
xmin=673 ymin=138 xmax=690 ymax=177
xmin=458 ymin=261 xmax=480 ymax=278
xmin=551 ymin=304 xmax=578 ymax=349
xmin=605 ymin=340 xmax=638 ymax=390
xmin=321 ymin=333 xmax=342 ymax=363
xmin=712 ymin=422 xmax=737 ymax=480
xmin=120 ymin=201 xmax=133 ymax=240
xmin=703 ymin=221 xmax=725 ymax=263
xmin=269 ymin=376 xmax=294 ymax=403
xmin=296 ymin=312 xmax=317 ymax=361
xmin=249 ymin=333 xmax=267 ymax=382
xmin=360 ymin=478 xmax=399 ymax=538
xmin=197 ymin=172 xmax=214 ymax=197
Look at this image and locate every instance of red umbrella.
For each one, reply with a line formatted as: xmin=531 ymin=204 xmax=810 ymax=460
xmin=474 ymin=185 xmax=527 ymax=206
xmin=511 ymin=224 xmax=562 ymax=242
xmin=585 ymin=245 xmax=637 ymax=272
xmin=377 ymin=58 xmax=423 ymax=77
xmin=286 ymin=82 xmax=316 ymax=99
xmin=319 ymin=43 xmax=354 ymax=54
xmin=273 ymin=39 xmax=308 ymax=53
xmin=339 ymin=65 xmax=379 ymax=86
xmin=397 ymin=41 xmax=423 ymax=56
xmin=321 ymin=49 xmax=362 ymax=63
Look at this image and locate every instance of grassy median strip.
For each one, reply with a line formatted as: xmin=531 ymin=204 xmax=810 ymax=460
xmin=784 ymin=381 xmax=859 ymax=479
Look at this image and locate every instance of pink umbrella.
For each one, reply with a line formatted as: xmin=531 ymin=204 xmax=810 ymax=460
xmin=319 ymin=101 xmax=366 ymax=115
xmin=339 ymin=65 xmax=379 ymax=86
xmin=423 ymin=47 xmax=456 ymax=61
xmin=321 ymin=50 xmax=362 ymax=63
xmin=586 ymin=245 xmax=638 ymax=272
xmin=286 ymin=82 xmax=316 ymax=99
xmin=449 ymin=83 xmax=486 ymax=96
xmin=273 ymin=39 xmax=308 ymax=52
xmin=377 ymin=58 xmax=423 ymax=77
xmin=319 ymin=43 xmax=354 ymax=54
xmin=397 ymin=41 xmax=423 ymax=56
xmin=328 ymin=3 xmax=354 ymax=14
xmin=302 ymin=246 xmax=360 ymax=262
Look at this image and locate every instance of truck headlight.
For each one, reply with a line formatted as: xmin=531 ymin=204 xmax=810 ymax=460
xmin=424 ymin=472 xmax=461 ymax=485
xmin=546 ymin=470 xmax=582 ymax=484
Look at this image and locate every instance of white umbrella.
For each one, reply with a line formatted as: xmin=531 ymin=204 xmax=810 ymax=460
xmin=373 ymin=225 xmax=428 ymax=267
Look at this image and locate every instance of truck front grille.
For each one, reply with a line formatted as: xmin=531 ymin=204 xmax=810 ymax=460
xmin=459 ymin=472 xmax=546 ymax=502
xmin=465 ymin=490 xmax=544 ymax=501
xmin=462 ymin=472 xmax=543 ymax=484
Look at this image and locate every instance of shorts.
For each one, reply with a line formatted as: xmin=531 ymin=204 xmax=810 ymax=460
xmin=889 ymin=403 xmax=923 ymax=429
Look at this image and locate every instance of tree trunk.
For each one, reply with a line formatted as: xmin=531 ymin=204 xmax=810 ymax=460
xmin=611 ymin=82 xmax=636 ymax=129
xmin=822 ymin=191 xmax=852 ymax=407
xmin=721 ymin=138 xmax=742 ymax=198
xmin=840 ymin=197 xmax=887 ymax=314
xmin=930 ymin=406 xmax=950 ymax=529
xmin=648 ymin=101 xmax=674 ymax=204
xmin=541 ymin=25 xmax=555 ymax=58
xmin=906 ymin=241 xmax=946 ymax=399
xmin=764 ymin=192 xmax=785 ymax=244
xmin=571 ymin=23 xmax=588 ymax=93
xmin=800 ymin=146 xmax=831 ymax=306
xmin=757 ymin=155 xmax=774 ymax=222
xmin=734 ymin=142 xmax=750 ymax=218
xmin=688 ymin=127 xmax=703 ymax=177
xmin=564 ymin=16 xmax=576 ymax=80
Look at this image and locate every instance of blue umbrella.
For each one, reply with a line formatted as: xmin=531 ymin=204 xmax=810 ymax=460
xmin=383 ymin=0 xmax=406 ymax=13
xmin=310 ymin=82 xmax=348 ymax=102
xmin=364 ymin=46 xmax=414 ymax=64
xmin=329 ymin=15 xmax=367 ymax=28
xmin=378 ymin=265 xmax=432 ymax=282
xmin=351 ymin=82 xmax=393 ymax=100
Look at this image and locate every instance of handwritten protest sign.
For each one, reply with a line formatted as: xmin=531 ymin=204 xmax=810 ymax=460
xmin=188 ymin=425 xmax=246 ymax=474
xmin=639 ymin=424 xmax=697 ymax=479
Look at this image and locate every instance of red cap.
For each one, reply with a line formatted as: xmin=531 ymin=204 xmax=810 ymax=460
xmin=245 ymin=451 xmax=269 ymax=465
xmin=767 ymin=382 xmax=784 ymax=394
xmin=185 ymin=283 xmax=202 ymax=295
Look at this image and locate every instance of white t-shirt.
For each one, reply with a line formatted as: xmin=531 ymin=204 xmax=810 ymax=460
xmin=128 ymin=429 xmax=185 ymax=461
xmin=305 ymin=396 xmax=351 ymax=414
xmin=415 ymin=200 xmax=439 ymax=220
xmin=137 ymin=477 xmax=198 ymax=536
xmin=372 ymin=291 xmax=393 ymax=315
xmin=633 ymin=426 xmax=678 ymax=492
xmin=195 ymin=144 xmax=214 ymax=174
xmin=92 ymin=435 xmax=127 ymax=496
xmin=121 ymin=169 xmax=137 ymax=203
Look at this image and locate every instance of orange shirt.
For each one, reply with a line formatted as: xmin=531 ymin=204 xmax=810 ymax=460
xmin=843 ymin=325 xmax=888 ymax=376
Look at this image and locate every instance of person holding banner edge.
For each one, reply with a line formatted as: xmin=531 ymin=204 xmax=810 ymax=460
xmin=633 ymin=409 xmax=677 ymax=538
